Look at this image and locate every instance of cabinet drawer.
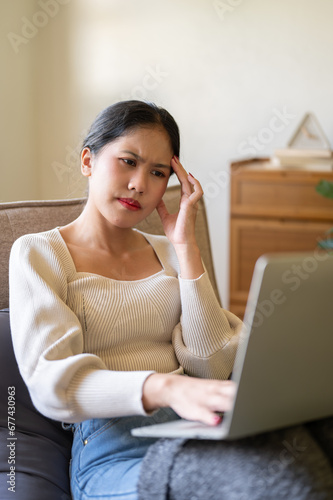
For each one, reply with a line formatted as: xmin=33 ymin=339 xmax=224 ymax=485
xmin=230 ymin=218 xmax=331 ymax=305
xmin=231 ymin=168 xmax=333 ymax=220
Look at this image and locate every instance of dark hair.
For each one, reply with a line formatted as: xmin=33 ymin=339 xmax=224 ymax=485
xmin=82 ymin=101 xmax=180 ymax=173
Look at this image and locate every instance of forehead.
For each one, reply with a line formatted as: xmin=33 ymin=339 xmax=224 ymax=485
xmin=114 ymin=126 xmax=173 ymax=155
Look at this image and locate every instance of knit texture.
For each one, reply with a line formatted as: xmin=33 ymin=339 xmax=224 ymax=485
xmin=9 ymin=228 xmax=243 ymax=423
xmin=138 ymin=422 xmax=333 ymax=500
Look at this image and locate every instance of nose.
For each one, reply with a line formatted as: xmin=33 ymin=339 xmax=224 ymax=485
xmin=128 ymin=169 xmax=147 ymax=194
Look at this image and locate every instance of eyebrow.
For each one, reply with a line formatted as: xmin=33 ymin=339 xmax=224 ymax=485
xmin=120 ymin=150 xmax=171 ymax=170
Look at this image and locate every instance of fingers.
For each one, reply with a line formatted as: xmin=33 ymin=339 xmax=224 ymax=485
xmin=168 ymin=376 xmax=237 ymax=427
xmin=198 ymin=408 xmax=222 ymax=426
xmin=187 ymin=172 xmax=204 ymax=205
xmin=171 ymin=156 xmax=191 ymax=194
xmin=190 ymin=380 xmax=236 ymax=426
xmin=205 ymin=380 xmax=236 ymax=414
xmin=171 ymin=157 xmax=203 ymax=204
xmin=155 ymin=199 xmax=168 ymax=221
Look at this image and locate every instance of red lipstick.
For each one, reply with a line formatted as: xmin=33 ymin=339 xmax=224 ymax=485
xmin=118 ymin=198 xmax=141 ymax=211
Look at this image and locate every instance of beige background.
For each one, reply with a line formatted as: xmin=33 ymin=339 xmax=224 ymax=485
xmin=1 ymin=0 xmax=333 ymax=304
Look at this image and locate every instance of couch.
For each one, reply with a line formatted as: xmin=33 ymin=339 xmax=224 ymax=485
xmin=0 ymin=186 xmax=219 ymax=499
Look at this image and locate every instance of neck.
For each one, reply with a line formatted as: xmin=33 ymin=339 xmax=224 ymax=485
xmin=67 ymin=201 xmax=140 ymax=255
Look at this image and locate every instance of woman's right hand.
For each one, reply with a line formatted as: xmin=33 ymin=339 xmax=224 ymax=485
xmin=142 ymin=373 xmax=236 ymax=426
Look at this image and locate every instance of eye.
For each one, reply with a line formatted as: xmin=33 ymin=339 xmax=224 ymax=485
xmin=121 ymin=158 xmax=136 ymax=167
xmin=151 ymin=170 xmax=166 ymax=178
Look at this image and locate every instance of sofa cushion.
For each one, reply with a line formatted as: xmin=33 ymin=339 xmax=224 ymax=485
xmin=0 ymin=309 xmax=72 ymax=499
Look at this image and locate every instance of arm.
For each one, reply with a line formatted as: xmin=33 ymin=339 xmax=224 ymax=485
xmin=9 ymin=233 xmax=154 ymax=423
xmin=157 ymin=157 xmax=243 ymax=379
xmin=173 ymin=274 xmax=243 ymax=379
xmin=143 ymin=157 xmax=243 ymax=424
xmin=157 ymin=157 xmax=204 ymax=280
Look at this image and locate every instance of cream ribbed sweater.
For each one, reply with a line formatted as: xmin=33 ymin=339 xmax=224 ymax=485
xmin=9 ymin=228 xmax=242 ymax=423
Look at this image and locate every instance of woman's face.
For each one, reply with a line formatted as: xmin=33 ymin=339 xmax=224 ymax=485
xmin=82 ymin=126 xmax=173 ymax=229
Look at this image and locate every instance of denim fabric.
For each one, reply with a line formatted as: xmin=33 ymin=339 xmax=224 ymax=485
xmin=70 ymin=408 xmax=180 ymax=500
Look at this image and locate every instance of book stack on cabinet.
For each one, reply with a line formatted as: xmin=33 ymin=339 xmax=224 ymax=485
xmin=229 ymin=158 xmax=333 ymax=319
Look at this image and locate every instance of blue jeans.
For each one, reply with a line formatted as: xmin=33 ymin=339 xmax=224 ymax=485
xmin=69 ymin=408 xmax=180 ymax=500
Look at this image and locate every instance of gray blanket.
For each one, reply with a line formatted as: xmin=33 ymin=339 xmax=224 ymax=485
xmin=138 ymin=418 xmax=333 ymax=500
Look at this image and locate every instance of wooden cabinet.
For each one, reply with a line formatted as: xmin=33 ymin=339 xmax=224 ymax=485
xmin=229 ymin=160 xmax=333 ymax=318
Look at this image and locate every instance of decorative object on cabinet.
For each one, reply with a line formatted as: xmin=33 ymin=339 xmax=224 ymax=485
xmin=274 ymin=112 xmax=333 ymax=170
xmin=229 ymin=159 xmax=333 ymax=318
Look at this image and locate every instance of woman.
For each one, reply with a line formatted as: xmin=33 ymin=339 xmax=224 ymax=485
xmin=9 ymin=100 xmax=242 ymax=499
xmin=9 ymin=101 xmax=332 ymax=500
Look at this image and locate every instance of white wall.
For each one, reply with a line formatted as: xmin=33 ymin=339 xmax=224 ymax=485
xmin=2 ymin=0 xmax=333 ymax=304
xmin=1 ymin=2 xmax=38 ymax=201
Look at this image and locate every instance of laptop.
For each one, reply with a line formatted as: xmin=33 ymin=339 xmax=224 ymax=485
xmin=132 ymin=252 xmax=333 ymax=440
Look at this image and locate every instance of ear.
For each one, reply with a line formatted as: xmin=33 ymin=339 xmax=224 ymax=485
xmin=81 ymin=148 xmax=93 ymax=177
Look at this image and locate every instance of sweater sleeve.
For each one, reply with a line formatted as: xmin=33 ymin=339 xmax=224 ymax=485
xmin=172 ymin=271 xmax=244 ymax=380
xmin=9 ymin=233 xmax=154 ymax=423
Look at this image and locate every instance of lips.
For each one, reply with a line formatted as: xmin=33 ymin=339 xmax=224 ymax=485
xmin=118 ymin=198 xmax=142 ymax=211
